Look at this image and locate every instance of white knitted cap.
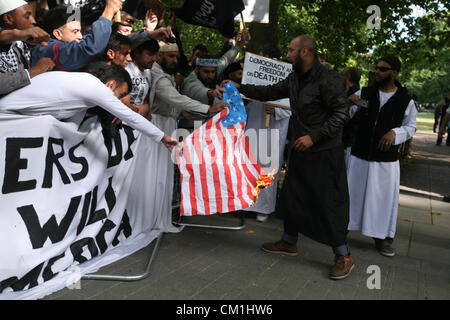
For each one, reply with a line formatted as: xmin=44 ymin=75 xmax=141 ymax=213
xmin=0 ymin=0 xmax=27 ymax=16
xmin=158 ymin=41 xmax=179 ymax=53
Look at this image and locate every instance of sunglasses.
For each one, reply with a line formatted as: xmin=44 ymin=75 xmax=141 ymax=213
xmin=375 ymin=66 xmax=393 ymax=72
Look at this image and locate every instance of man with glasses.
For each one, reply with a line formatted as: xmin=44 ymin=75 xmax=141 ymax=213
xmin=347 ymin=55 xmax=417 ymax=257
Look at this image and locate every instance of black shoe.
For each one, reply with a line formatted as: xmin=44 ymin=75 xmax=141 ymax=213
xmin=436 ymin=137 xmax=442 ymax=145
xmin=443 ymin=195 xmax=450 ymax=203
xmin=374 ymin=238 xmax=395 ymax=257
xmin=379 ymin=245 xmax=395 ymax=257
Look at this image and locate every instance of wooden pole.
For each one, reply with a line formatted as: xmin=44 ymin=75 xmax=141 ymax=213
xmin=240 ymin=12 xmax=245 ymax=32
xmin=242 ymin=97 xmax=291 ymax=110
xmin=265 ymin=114 xmax=271 ymax=127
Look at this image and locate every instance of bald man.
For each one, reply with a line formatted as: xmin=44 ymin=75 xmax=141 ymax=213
xmin=232 ymin=35 xmax=353 ymax=280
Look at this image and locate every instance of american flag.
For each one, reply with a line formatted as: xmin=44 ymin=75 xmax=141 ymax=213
xmin=176 ymin=82 xmax=274 ymax=216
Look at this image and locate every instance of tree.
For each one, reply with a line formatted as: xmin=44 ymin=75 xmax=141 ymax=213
xmin=132 ymin=1 xmax=449 ymax=101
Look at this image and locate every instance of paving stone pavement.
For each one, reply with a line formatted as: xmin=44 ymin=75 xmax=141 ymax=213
xmin=43 ymin=130 xmax=450 ymax=300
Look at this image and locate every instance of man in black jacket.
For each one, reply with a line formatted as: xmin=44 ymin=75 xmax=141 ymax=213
xmin=229 ymin=35 xmax=353 ymax=280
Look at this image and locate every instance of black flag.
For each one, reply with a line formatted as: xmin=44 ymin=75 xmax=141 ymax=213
xmin=173 ymin=0 xmax=245 ymax=38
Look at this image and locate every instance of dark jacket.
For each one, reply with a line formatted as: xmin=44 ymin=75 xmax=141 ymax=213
xmin=30 ymin=17 xmax=112 ymax=71
xmin=342 ymin=84 xmax=360 ymax=148
xmin=240 ymin=59 xmax=350 ymax=152
xmin=351 ymin=81 xmax=411 ymax=162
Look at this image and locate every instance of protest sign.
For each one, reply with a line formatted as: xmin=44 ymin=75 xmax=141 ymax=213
xmin=0 ymin=114 xmax=180 ymax=300
xmin=242 ymin=52 xmax=292 ymax=109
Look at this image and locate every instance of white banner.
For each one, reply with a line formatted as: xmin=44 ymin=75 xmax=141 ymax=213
xmin=242 ymin=52 xmax=292 ymax=108
xmin=235 ymin=0 xmax=270 ymax=23
xmin=0 ymin=114 xmax=180 ymax=300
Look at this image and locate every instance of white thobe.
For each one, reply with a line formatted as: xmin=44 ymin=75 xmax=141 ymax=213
xmin=0 ymin=71 xmax=164 ymax=143
xmin=146 ymin=63 xmax=209 ymax=224
xmin=347 ymin=89 xmax=417 ymax=238
xmin=244 ymin=101 xmax=291 ymax=214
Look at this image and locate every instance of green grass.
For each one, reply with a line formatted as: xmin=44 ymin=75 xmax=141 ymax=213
xmin=416 ymin=111 xmax=435 ymax=132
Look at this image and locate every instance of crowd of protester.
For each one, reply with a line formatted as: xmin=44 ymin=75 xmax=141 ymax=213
xmin=3 ymin=0 xmax=442 ymax=281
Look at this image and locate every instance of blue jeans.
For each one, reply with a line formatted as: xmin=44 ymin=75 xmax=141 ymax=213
xmin=282 ymin=232 xmax=350 ymax=256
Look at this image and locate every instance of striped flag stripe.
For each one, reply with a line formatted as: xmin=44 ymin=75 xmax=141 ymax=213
xmin=204 ymin=119 xmax=220 ymax=214
xmin=217 ymin=117 xmax=236 ymax=213
xmin=227 ymin=125 xmax=249 ymax=209
xmin=193 ymin=123 xmax=211 ymax=215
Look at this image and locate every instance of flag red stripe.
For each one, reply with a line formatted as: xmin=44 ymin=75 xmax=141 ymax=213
xmin=241 ymin=129 xmax=259 ymax=186
xmin=183 ymin=135 xmax=198 ymax=216
xmin=228 ymin=125 xmax=248 ymax=209
xmin=217 ymin=116 xmax=235 ymax=212
xmin=205 ymin=118 xmax=223 ymax=213
xmin=193 ymin=124 xmax=211 ymax=215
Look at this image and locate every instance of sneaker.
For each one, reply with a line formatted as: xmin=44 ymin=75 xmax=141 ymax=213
xmin=443 ymin=195 xmax=450 ymax=203
xmin=261 ymin=240 xmax=298 ymax=256
xmin=329 ymin=255 xmax=354 ymax=280
xmin=378 ymin=244 xmax=395 ymax=257
xmin=374 ymin=238 xmax=395 ymax=257
xmin=256 ymin=213 xmax=269 ymax=222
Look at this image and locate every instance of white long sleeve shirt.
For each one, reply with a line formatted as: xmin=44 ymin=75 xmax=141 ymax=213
xmin=0 ymin=71 xmax=164 ymax=143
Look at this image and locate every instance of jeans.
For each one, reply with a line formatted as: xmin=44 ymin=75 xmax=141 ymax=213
xmin=282 ymin=232 xmax=350 ymax=256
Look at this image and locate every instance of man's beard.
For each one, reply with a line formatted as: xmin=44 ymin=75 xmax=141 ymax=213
xmin=293 ymin=56 xmax=304 ymax=74
xmin=376 ymin=73 xmax=392 ymax=87
xmin=161 ymin=58 xmax=177 ymax=75
xmin=198 ymin=75 xmax=216 ymax=89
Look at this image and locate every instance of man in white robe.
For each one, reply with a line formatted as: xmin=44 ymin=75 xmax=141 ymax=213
xmin=0 ymin=62 xmax=178 ymax=151
xmin=146 ymin=42 xmax=226 ymax=225
xmin=243 ymin=44 xmax=291 ymax=222
xmin=245 ymin=102 xmax=290 ymax=221
xmin=347 ymin=55 xmax=417 ymax=257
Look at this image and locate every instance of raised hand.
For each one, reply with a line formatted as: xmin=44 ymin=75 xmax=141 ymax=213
xmin=145 ymin=10 xmax=158 ymax=31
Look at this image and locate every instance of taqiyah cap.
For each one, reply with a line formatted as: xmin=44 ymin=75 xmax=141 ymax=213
xmin=0 ymin=0 xmax=27 ymax=16
xmin=158 ymin=41 xmax=179 ymax=52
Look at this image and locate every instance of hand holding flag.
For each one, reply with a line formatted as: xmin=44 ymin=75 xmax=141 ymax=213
xmin=176 ymin=81 xmax=274 ymax=216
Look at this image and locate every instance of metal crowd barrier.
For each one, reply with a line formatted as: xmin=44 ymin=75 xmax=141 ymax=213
xmin=81 ymin=233 xmax=163 ymax=282
xmin=82 ymin=165 xmax=245 ymax=282
xmin=171 ymin=165 xmax=246 ymax=230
